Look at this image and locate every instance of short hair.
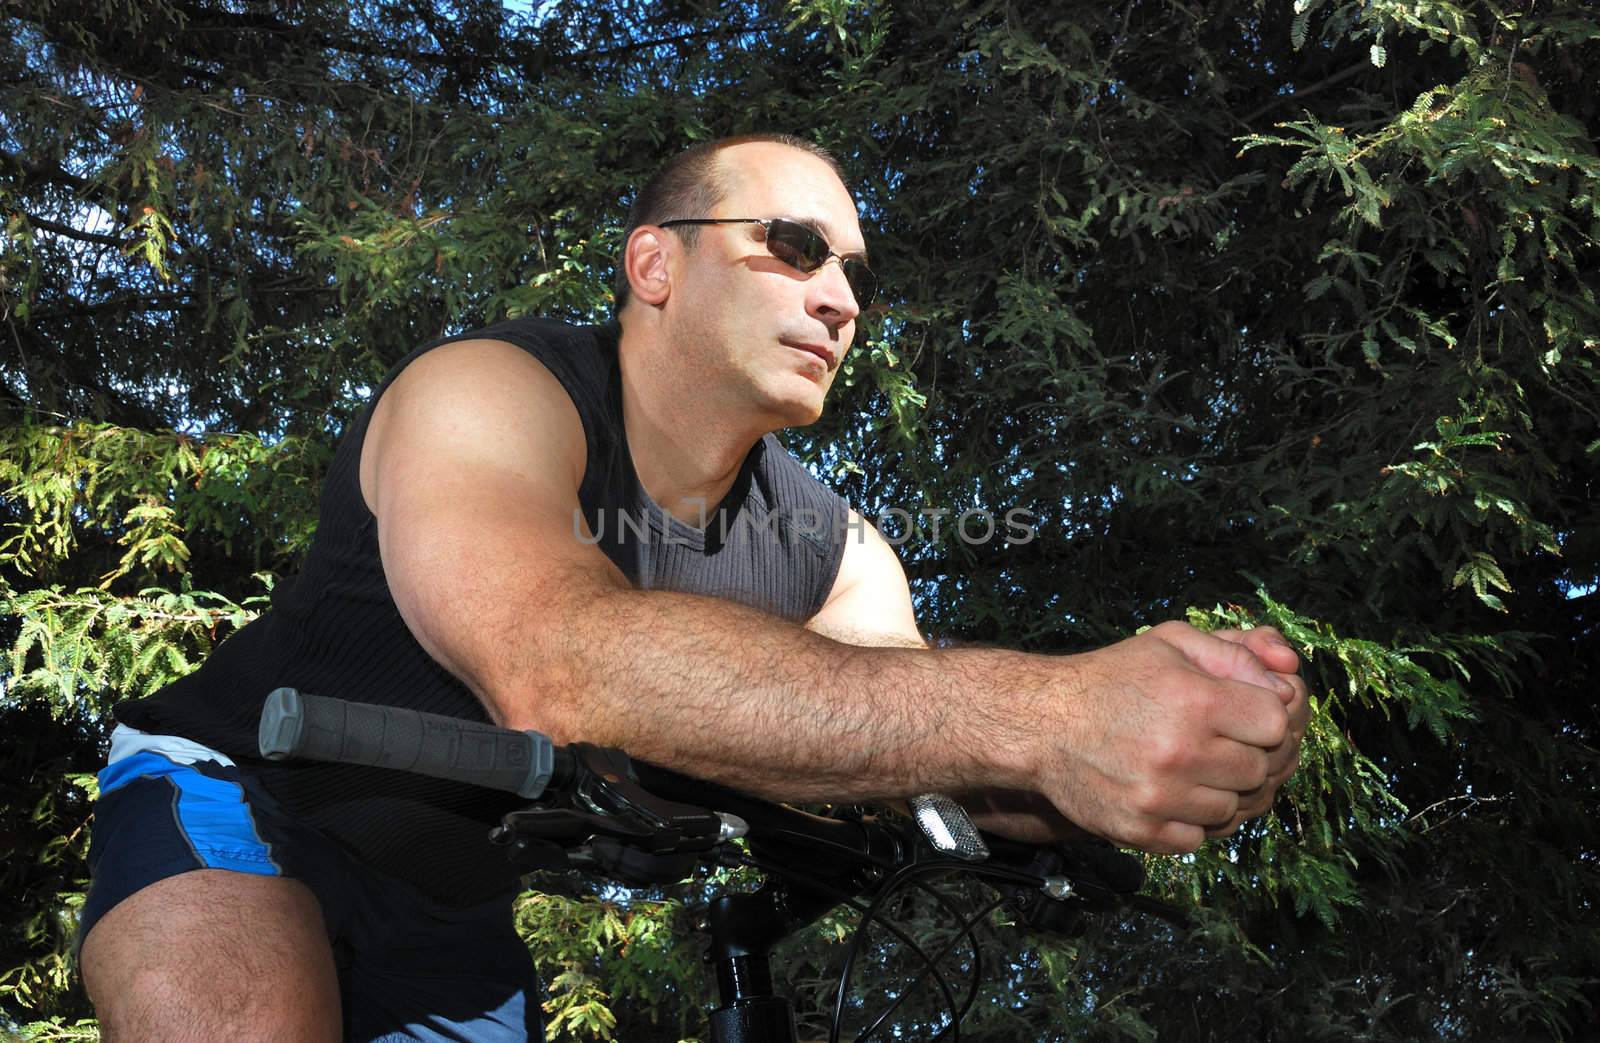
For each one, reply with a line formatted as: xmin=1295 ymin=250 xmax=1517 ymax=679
xmin=613 ymin=133 xmax=846 ymax=309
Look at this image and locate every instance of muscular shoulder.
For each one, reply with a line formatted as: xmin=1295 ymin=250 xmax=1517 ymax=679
xmin=360 ymin=338 xmax=586 ymax=519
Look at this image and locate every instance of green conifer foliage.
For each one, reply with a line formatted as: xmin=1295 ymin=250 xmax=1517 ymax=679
xmin=3 ymin=1 xmax=1596 ymax=1039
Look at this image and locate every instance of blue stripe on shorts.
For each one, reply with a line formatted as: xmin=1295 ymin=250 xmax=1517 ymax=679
xmin=97 ymin=751 xmax=280 ymax=875
xmin=81 ymin=747 xmax=546 ymax=1040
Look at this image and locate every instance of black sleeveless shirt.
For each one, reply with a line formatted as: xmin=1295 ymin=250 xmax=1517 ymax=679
xmin=114 ymin=317 xmax=849 ymax=903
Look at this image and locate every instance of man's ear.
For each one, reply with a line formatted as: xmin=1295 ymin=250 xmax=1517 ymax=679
xmin=624 ymin=227 xmax=672 ymax=306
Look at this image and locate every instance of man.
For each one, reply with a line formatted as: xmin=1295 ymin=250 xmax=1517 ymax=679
xmin=79 ymin=133 xmax=1309 ymax=1041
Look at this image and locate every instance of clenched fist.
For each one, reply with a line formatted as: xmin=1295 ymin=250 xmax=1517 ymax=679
xmin=1005 ymin=622 xmax=1309 ymax=854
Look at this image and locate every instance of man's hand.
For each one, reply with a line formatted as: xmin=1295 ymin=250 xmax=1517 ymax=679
xmin=959 ymin=627 xmax=1307 ymax=850
xmin=1205 ymin=626 xmax=1309 ymax=834
xmin=1021 ymin=621 xmax=1306 ymax=856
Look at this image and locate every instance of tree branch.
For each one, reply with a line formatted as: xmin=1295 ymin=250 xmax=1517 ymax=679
xmin=25 ymin=292 xmax=196 ymax=323
xmin=2 ymin=151 xmax=92 ymax=193
xmin=22 ymin=215 xmax=126 ymax=247
xmin=1242 ymin=62 xmax=1373 ymax=125
xmin=557 ymin=26 xmax=771 ymax=65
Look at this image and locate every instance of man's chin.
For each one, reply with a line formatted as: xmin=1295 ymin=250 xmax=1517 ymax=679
xmin=755 ymin=383 xmax=828 ymax=429
xmin=788 ymin=402 xmax=826 ymax=427
xmin=777 ymin=397 xmax=827 ymax=428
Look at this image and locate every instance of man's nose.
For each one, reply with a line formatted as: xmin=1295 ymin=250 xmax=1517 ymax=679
xmin=808 ymin=257 xmax=860 ymax=327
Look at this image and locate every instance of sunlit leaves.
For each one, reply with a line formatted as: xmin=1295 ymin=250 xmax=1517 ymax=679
xmin=0 ymin=423 xmax=326 ymax=585
xmin=3 ymin=0 xmax=1598 ymax=1038
xmin=514 ymin=892 xmax=703 ymax=1041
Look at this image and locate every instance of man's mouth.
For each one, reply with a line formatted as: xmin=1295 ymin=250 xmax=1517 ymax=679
xmin=783 ymin=340 xmax=834 ymax=370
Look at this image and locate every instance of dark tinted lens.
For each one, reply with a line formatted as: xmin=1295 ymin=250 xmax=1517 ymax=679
xmin=763 ymin=219 xmax=828 ymax=271
xmin=766 ymin=219 xmax=877 ymax=309
xmin=841 ymin=260 xmax=878 ymax=309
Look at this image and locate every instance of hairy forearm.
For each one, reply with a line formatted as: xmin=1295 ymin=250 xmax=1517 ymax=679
xmin=420 ymin=549 xmax=1303 ymax=853
xmin=480 ymin=581 xmax=1050 ymax=805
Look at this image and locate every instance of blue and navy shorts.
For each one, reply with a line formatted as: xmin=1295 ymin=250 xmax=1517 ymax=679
xmin=81 ymin=726 xmax=544 ymax=1043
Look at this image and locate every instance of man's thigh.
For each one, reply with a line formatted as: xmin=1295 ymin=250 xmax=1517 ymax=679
xmin=77 ymin=738 xmax=544 ymax=1042
xmin=77 ymin=748 xmax=341 ymax=1041
xmin=80 ymin=868 xmax=340 ymax=1043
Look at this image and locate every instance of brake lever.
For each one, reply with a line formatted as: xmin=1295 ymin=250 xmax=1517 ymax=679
xmin=570 ymin=744 xmax=742 ymax=843
xmin=488 ymin=743 xmax=744 ymax=883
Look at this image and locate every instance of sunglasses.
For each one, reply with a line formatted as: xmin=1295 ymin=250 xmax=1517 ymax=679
xmin=658 ymin=217 xmax=878 ymax=310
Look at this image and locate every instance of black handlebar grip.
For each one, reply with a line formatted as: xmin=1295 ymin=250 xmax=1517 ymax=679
xmin=258 ymin=688 xmax=556 ymax=799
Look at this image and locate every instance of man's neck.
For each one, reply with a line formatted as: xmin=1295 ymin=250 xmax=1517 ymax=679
xmin=616 ymin=321 xmax=769 ymax=528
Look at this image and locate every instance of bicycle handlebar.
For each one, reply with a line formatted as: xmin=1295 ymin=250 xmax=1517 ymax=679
xmin=255 ymin=688 xmax=1161 ymax=908
xmin=259 ymin=686 xmax=561 ymax=799
xmin=255 ymin=687 xmax=1185 ymax=1042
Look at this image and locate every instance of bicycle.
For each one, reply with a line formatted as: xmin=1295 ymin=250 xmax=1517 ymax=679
xmin=258 ymin=688 xmax=1186 ymax=1043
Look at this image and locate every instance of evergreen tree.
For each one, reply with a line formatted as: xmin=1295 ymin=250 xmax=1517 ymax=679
xmin=4 ymin=1 xmax=1596 ymax=1038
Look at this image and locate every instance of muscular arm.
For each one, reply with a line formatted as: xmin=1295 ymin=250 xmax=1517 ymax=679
xmin=805 ymin=510 xmax=926 ymax=648
xmin=804 ymin=510 xmax=1310 ymax=843
xmin=364 ymin=340 xmax=1300 ymax=854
